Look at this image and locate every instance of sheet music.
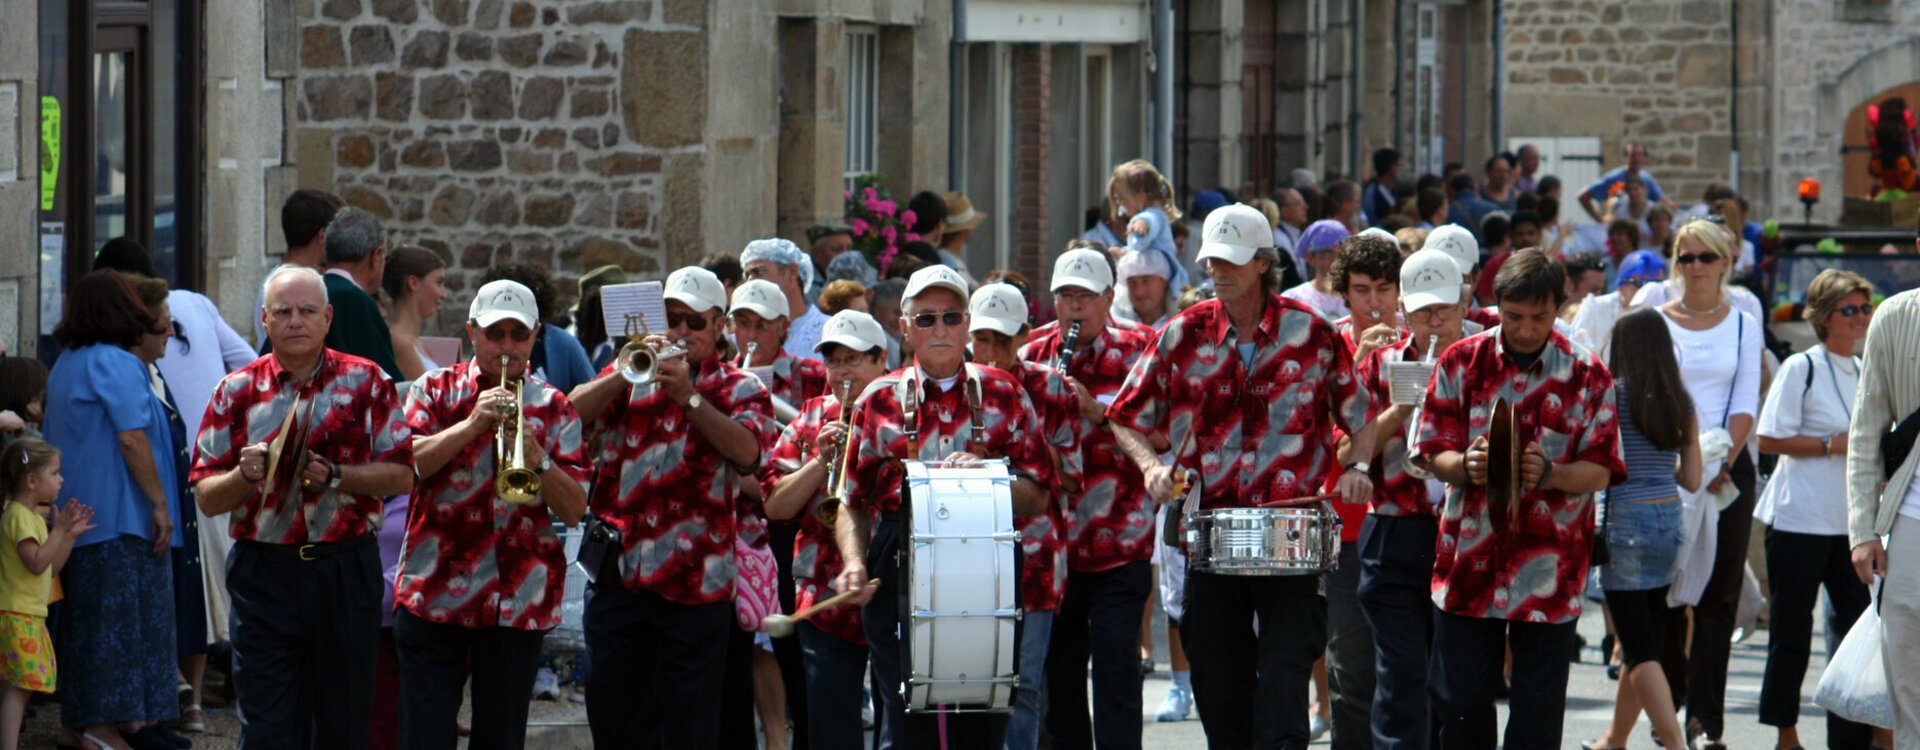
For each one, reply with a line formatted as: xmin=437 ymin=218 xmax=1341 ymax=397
xmin=1387 ymin=361 xmax=1435 ymax=406
xmin=599 ymin=281 xmax=666 ymax=340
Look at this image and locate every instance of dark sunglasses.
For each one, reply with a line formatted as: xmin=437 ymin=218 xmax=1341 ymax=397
xmin=1839 ymin=303 xmax=1874 ymax=317
xmin=482 ymin=326 xmax=534 ymax=342
xmin=911 ymin=311 xmax=966 ymax=329
xmin=1674 ymin=252 xmax=1722 ymax=266
xmin=667 ymin=311 xmax=712 ymax=331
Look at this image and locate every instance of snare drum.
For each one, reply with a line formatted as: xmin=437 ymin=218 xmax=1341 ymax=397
xmin=1184 ymin=498 xmax=1342 ymax=575
xmin=901 ymin=459 xmax=1022 ymax=712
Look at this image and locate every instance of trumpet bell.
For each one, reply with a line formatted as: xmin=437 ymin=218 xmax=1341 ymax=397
xmin=617 ymin=341 xmax=657 ymax=384
xmin=814 ymin=497 xmax=841 ymax=528
xmin=497 ymin=467 xmax=542 ymax=504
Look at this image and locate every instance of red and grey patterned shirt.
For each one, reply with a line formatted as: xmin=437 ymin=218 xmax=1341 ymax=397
xmin=763 ymin=395 xmax=864 ymax=644
xmin=1023 ymin=321 xmax=1157 ymax=572
xmin=191 ymin=349 xmax=413 ymax=544
xmin=395 ymin=362 xmax=591 ymax=631
xmin=991 ymin=359 xmax=1080 ymax=612
xmin=1411 ymin=329 xmax=1626 ymax=623
xmin=756 ymin=351 xmax=828 ymax=414
xmin=1350 ymin=337 xmax=1437 ymax=519
xmin=588 ymin=356 xmax=778 ymax=605
xmin=842 ymin=364 xmax=1054 ymax=519
xmin=1108 ymin=295 xmax=1371 ymax=510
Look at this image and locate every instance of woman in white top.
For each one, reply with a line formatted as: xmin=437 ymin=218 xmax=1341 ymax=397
xmin=382 ymin=245 xmax=449 ymax=381
xmin=1754 ymin=270 xmax=1878 ymax=750
xmin=1656 ymin=219 xmax=1762 ymax=750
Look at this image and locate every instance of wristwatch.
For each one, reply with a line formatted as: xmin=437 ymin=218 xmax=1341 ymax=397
xmin=325 ymin=460 xmax=343 ymax=490
xmin=684 ymin=393 xmax=704 ymax=411
xmin=1344 ymin=461 xmax=1371 ymax=474
xmin=537 ymin=455 xmax=553 ymax=473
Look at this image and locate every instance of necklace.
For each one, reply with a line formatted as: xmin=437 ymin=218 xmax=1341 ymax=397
xmin=1676 ymin=296 xmax=1725 ymax=316
xmin=1827 ymin=349 xmax=1858 ymax=377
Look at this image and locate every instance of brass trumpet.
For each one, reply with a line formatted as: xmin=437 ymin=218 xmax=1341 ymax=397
xmin=816 ymin=379 xmax=856 ymax=528
xmin=737 ymin=339 xmax=801 ymax=424
xmin=495 ymin=355 xmax=541 ymax=504
xmin=615 ymin=313 xmax=687 ymax=384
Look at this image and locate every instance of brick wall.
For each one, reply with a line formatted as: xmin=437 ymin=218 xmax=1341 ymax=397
xmin=1011 ymin=43 xmax=1051 ymax=283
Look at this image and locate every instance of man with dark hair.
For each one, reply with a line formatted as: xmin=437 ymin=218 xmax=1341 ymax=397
xmin=1580 ymin=143 xmax=1666 ymax=222
xmin=1330 ymin=233 xmax=1408 ymax=361
xmin=1480 ymin=155 xmax=1519 ymax=212
xmin=1562 ymin=254 xmax=1607 ymax=313
xmin=804 ymin=224 xmax=856 ymax=306
xmin=1447 ymin=173 xmax=1497 ymax=232
xmin=1508 ymin=210 xmax=1544 ymax=252
xmin=261 ymin=207 xmax=402 ymax=379
xmin=256 ymin=189 xmax=345 ymax=344
xmin=1410 ymin=248 xmax=1626 ymax=749
xmin=1327 ymin=180 xmax=1365 ymax=232
xmin=1417 ymin=188 xmax=1450 ymax=231
xmin=1514 ymin=144 xmax=1542 ymax=194
xmin=1366 ymin=150 xmax=1401 ymax=225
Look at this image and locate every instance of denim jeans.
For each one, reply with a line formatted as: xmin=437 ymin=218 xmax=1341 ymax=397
xmin=1003 ymin=609 xmax=1054 ymax=750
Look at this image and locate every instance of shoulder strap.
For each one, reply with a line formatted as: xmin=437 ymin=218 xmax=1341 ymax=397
xmin=1723 ymin=313 xmax=1742 ymax=428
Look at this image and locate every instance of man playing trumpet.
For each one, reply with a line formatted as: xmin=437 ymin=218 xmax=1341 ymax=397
xmin=730 ymin=278 xmax=829 ymax=410
xmin=569 ymin=266 xmax=777 ymax=747
xmin=394 ymin=279 xmax=590 ymax=749
xmin=761 ymin=310 xmax=891 ymax=750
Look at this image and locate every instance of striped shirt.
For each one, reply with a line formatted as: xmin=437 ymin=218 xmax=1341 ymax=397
xmin=1848 ymin=288 xmax=1920 ymax=548
xmin=1612 ymin=384 xmax=1679 ymax=503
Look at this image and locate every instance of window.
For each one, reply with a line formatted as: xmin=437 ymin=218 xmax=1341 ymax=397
xmin=1413 ymin=3 xmax=1440 ymax=175
xmin=843 ymin=25 xmax=879 ymax=189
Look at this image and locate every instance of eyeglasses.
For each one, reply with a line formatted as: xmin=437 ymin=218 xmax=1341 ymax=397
xmin=147 ymin=320 xmax=174 ymax=336
xmin=482 ymin=326 xmax=535 ymax=342
xmin=730 ymin=316 xmax=782 ymax=332
xmin=1840 ymin=303 xmax=1875 ymax=317
xmin=1054 ymin=288 xmax=1102 ymax=303
xmin=1674 ymin=252 xmax=1723 ymax=266
xmin=667 ymin=312 xmax=712 ymax=331
xmin=911 ymin=311 xmax=966 ymax=329
xmin=825 ymin=354 xmax=874 ymax=370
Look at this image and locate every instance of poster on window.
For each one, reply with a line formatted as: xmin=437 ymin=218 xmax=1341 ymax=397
xmin=39 ymin=222 xmax=62 ymax=336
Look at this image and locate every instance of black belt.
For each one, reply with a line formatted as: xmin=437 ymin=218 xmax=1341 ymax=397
xmin=238 ymin=534 xmax=375 ymax=562
xmin=877 ymin=510 xmax=900 ymax=523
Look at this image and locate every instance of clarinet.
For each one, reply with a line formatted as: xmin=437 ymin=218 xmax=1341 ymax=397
xmin=1055 ymin=321 xmax=1083 ymax=374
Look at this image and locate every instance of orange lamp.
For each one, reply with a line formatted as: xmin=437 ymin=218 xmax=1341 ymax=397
xmin=1798 ymin=178 xmax=1821 ymax=202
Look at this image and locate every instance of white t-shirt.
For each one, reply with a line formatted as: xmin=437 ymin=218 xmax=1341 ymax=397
xmin=1662 ymin=308 xmax=1763 ymax=438
xmin=783 ymin=305 xmax=831 ymax=363
xmin=1281 ymin=282 xmax=1347 ymax=321
xmin=1568 ymin=290 xmax=1626 ymax=363
xmin=1754 ymin=345 xmax=1859 ymax=536
xmin=157 ymin=289 xmax=262 ymax=452
xmin=1631 ymin=282 xmax=1765 ymax=330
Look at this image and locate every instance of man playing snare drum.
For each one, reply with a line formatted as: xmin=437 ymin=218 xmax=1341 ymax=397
xmin=1108 ymin=202 xmax=1379 ymax=748
xmin=833 ymin=265 xmax=1054 ymax=749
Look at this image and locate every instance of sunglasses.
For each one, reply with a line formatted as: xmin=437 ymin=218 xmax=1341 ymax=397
xmin=1674 ymin=252 xmax=1723 ymax=266
xmin=911 ymin=311 xmax=966 ymax=329
xmin=482 ymin=326 xmax=535 ymax=342
xmin=1839 ymin=303 xmax=1875 ymax=317
xmin=147 ymin=321 xmax=173 ymax=336
xmin=825 ymin=354 xmax=876 ymax=370
xmin=730 ymin=316 xmax=781 ymax=332
xmin=668 ymin=312 xmax=712 ymax=331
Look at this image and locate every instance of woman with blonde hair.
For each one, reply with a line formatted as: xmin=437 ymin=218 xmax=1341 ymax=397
xmin=1631 ymin=218 xmax=1764 ymax=325
xmin=1108 ymin=159 xmax=1191 ymax=290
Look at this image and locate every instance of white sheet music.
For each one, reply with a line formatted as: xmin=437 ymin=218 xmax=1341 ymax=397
xmin=1387 ymin=361 xmax=1435 ymax=406
xmin=599 ymin=281 xmax=666 ymax=340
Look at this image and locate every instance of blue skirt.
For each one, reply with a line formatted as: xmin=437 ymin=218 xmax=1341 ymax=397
xmin=56 ymin=535 xmax=179 ymax=728
xmin=1600 ymin=498 xmax=1684 ymax=592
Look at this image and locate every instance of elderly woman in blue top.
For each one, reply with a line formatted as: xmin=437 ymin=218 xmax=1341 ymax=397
xmin=43 ymin=269 xmax=183 ymax=750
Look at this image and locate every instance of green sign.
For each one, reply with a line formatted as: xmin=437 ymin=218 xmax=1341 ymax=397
xmin=39 ymin=96 xmax=59 ymax=212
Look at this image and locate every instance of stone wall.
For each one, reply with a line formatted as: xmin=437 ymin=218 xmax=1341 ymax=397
xmin=0 ymin=0 xmax=37 ymax=354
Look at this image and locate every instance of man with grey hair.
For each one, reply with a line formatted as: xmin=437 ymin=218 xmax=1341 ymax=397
xmin=1274 ymin=188 xmax=1309 ymax=259
xmin=264 ymin=206 xmax=403 ymax=379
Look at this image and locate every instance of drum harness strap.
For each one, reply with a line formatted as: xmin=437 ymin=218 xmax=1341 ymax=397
xmin=897 ymin=364 xmax=989 ymax=462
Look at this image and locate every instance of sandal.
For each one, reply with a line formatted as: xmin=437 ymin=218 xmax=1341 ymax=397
xmin=176 ymin=704 xmax=206 ymax=732
xmin=1583 ymin=741 xmax=1625 ymax=750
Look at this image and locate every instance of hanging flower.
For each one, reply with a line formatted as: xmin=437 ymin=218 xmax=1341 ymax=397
xmin=844 ymin=174 xmax=913 ymax=271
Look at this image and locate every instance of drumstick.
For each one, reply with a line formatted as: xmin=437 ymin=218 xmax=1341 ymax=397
xmin=1257 ymin=494 xmax=1342 ymax=509
xmin=761 ymin=579 xmax=882 ymax=638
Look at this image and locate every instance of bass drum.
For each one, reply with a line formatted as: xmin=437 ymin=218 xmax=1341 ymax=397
xmin=899 ymin=459 xmax=1022 ymax=713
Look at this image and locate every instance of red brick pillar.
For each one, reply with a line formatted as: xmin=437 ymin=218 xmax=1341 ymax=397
xmin=1011 ymin=43 xmax=1051 ymax=284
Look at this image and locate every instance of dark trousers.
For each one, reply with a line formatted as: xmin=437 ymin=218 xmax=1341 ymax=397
xmin=583 ymin=577 xmax=732 ymax=749
xmin=1430 ymin=610 xmax=1575 ymax=750
xmin=771 ymin=523 xmax=810 ymax=750
xmin=393 ymin=609 xmax=545 ymax=750
xmin=1686 ymin=451 xmax=1757 ymax=739
xmin=1760 ymin=528 xmax=1874 ymax=748
xmin=1357 ymin=514 xmax=1435 ymax=750
xmin=1182 ymin=570 xmax=1326 ymax=750
xmin=1045 ymin=560 xmax=1151 ymax=750
xmin=721 ymin=623 xmax=759 ymax=749
xmin=369 ymin=628 xmax=398 ymax=750
xmin=1324 ymin=542 xmax=1375 ymax=750
xmin=862 ymin=515 xmax=1007 ymax=749
xmin=799 ymin=621 xmax=869 ymax=750
xmin=228 ymin=536 xmax=381 ymax=750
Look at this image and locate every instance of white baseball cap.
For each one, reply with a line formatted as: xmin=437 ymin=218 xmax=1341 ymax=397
xmin=1198 ymin=203 xmax=1272 ymax=266
xmin=815 ymin=310 xmax=889 ymax=355
xmin=729 ymin=279 xmax=788 ymax=321
xmin=1050 ymin=249 xmax=1115 ymax=294
xmin=901 ymin=264 xmax=971 ymax=307
xmin=1358 ymin=227 xmax=1398 ymax=244
xmin=1399 ymin=249 xmax=1465 ymax=313
xmin=664 ymin=267 xmax=729 ymax=313
xmin=1423 ymin=224 xmax=1480 ymax=275
xmin=969 ymin=283 xmax=1029 ymax=337
xmin=469 ymin=279 xmax=540 ymax=329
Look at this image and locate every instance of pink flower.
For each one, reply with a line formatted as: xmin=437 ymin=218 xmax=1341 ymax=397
xmin=878 ymin=246 xmax=900 ymax=275
xmin=843 ymin=190 xmax=853 ymax=201
xmin=863 ymin=187 xmax=879 ymax=201
xmin=864 ymin=198 xmax=885 ymax=215
xmin=880 ymin=225 xmax=898 ymax=243
xmin=879 ymin=200 xmax=897 ymax=216
xmin=900 ymin=210 xmax=917 ymax=228
xmin=850 ymin=218 xmax=870 ymax=236
xmin=905 ymin=232 xmax=919 ymax=244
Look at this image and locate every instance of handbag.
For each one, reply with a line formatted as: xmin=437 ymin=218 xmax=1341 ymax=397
xmin=1815 ymin=578 xmax=1894 ymax=728
xmin=1883 ymin=404 xmax=1920 ymax=480
xmin=733 ymin=529 xmax=781 ymax=632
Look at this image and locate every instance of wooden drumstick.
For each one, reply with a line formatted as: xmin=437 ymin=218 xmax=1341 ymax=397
xmin=761 ymin=579 xmax=883 ymax=638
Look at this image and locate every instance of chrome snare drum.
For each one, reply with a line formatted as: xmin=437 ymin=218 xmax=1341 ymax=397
xmin=902 ymin=459 xmax=1021 ymax=712
xmin=1183 ymin=496 xmax=1342 ymax=575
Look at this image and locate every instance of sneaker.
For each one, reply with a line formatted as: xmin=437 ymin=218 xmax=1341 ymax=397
xmin=1155 ymin=685 xmax=1193 ymax=722
xmin=1309 ymin=714 xmax=1331 ymax=740
xmin=533 ymin=667 xmax=560 ymax=700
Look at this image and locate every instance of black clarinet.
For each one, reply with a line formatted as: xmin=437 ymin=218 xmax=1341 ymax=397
xmin=1055 ymin=321 xmax=1082 ymax=374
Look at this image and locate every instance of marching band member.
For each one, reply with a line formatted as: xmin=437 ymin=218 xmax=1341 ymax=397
xmin=1021 ymin=249 xmax=1157 ymax=750
xmin=1333 ymin=231 xmax=1410 ymax=363
xmin=730 ymin=278 xmax=830 ymax=407
xmin=568 ymin=267 xmax=777 ymax=748
xmin=1347 ymin=248 xmax=1469 ymax=750
xmin=967 ymin=282 xmax=1081 ymax=750
xmin=393 ymin=280 xmax=590 ymax=749
xmin=190 ymin=265 xmax=415 ymax=748
xmin=832 ymin=265 xmax=1054 ymax=748
xmin=1409 ymin=249 xmax=1625 ymax=749
xmin=763 ymin=310 xmax=891 ymax=750
xmin=1108 ymin=203 xmax=1379 ymax=749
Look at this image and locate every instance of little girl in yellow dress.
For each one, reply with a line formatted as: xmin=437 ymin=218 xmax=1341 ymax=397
xmin=0 ymin=438 xmax=95 ymax=750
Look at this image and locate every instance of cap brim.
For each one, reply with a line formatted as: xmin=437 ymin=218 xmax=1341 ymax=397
xmin=731 ymin=302 xmax=785 ymax=322
xmin=816 ymin=333 xmax=885 ymax=354
xmin=1049 ymin=275 xmax=1110 ymax=294
xmin=1197 ymin=243 xmax=1256 ymax=265
xmin=904 ymin=279 xmax=970 ymax=303
xmin=969 ymin=316 xmax=1023 ymax=337
xmin=1400 ymin=288 xmax=1460 ymax=313
xmin=472 ymin=310 xmax=537 ymax=329
xmin=665 ymin=291 xmax=721 ymax=313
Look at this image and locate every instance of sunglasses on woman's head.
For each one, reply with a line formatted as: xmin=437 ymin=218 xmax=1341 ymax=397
xmin=911 ymin=311 xmax=966 ymax=329
xmin=1839 ymin=303 xmax=1874 ymax=317
xmin=1674 ymin=252 xmax=1722 ymax=266
xmin=667 ymin=312 xmax=711 ymax=331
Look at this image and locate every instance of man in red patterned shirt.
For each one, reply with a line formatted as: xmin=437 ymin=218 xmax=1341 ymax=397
xmin=567 ymin=266 xmax=778 ymax=748
xmin=1107 ymin=203 xmax=1379 ymax=749
xmin=393 ymin=280 xmax=591 ymax=749
xmin=191 ymin=265 xmax=415 ymax=749
xmin=968 ymin=281 xmax=1081 ymax=750
xmin=763 ymin=310 xmax=890 ymax=750
xmin=1021 ymin=248 xmax=1158 ymax=750
xmin=729 ymin=278 xmax=829 ymax=410
xmin=1409 ymin=249 xmax=1627 ymax=749
xmin=832 ymin=265 xmax=1055 ymax=748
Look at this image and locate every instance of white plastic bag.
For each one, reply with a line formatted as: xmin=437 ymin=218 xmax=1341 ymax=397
xmin=1814 ymin=584 xmax=1894 ymax=728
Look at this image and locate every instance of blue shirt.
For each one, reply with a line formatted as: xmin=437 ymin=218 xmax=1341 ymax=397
xmin=1124 ymin=206 xmax=1193 ymax=290
xmin=1581 ymin=166 xmax=1666 ymax=203
xmin=44 ymin=344 xmax=185 ymax=549
xmin=537 ymin=326 xmax=596 ymax=396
